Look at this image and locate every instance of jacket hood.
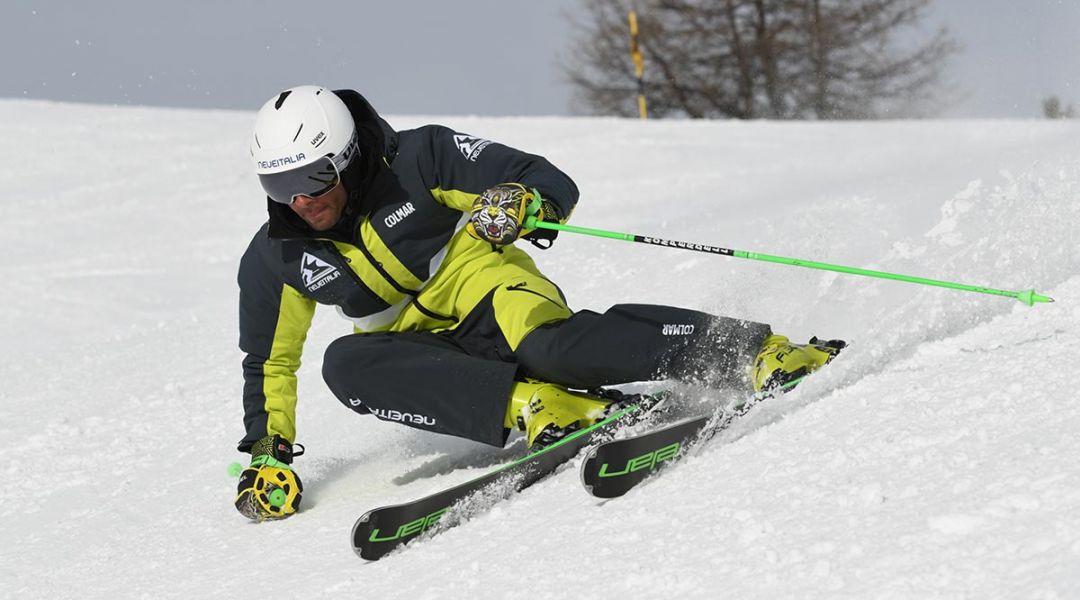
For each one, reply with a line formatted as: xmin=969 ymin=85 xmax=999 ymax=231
xmin=266 ymin=89 xmax=399 ymax=241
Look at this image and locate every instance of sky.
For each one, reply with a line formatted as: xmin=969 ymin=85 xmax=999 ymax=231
xmin=1 ymin=0 xmax=1077 ymax=118
xmin=928 ymin=0 xmax=1080 ymax=117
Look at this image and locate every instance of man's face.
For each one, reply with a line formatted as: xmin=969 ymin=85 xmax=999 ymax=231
xmin=289 ymin=182 xmax=348 ymax=231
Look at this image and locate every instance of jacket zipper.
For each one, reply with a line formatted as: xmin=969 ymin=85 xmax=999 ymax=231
xmin=325 ymin=240 xmax=457 ymax=323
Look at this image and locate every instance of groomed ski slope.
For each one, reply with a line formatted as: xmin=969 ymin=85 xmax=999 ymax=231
xmin=2 ymin=99 xmax=1078 ymax=599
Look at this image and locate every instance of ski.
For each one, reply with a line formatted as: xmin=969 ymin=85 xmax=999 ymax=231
xmin=580 ymin=338 xmax=846 ymax=498
xmin=352 ymin=393 xmax=665 ymax=560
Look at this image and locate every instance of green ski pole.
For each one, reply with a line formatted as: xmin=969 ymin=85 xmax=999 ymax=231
xmin=522 ymin=217 xmax=1054 ymax=307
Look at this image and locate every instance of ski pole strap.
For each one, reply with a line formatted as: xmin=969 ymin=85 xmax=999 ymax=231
xmin=522 ymin=218 xmax=1054 ymax=306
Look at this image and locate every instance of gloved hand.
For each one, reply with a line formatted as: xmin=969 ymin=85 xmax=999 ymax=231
xmin=234 ymin=435 xmax=304 ymax=521
xmin=467 ymin=183 xmax=551 ymax=246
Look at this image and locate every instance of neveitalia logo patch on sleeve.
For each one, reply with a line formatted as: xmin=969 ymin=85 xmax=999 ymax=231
xmin=453 ymin=133 xmax=493 ymax=162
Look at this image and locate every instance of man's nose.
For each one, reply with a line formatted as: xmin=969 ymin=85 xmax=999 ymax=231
xmin=291 ymin=194 xmax=315 ymax=207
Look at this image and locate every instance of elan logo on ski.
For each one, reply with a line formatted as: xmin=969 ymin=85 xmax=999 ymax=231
xmin=367 ymin=508 xmax=449 ymax=543
xmin=300 ymin=252 xmax=340 ymax=292
xmin=597 ymin=442 xmax=683 ymax=478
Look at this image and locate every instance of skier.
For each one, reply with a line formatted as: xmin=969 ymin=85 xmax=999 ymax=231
xmin=234 ymin=86 xmax=840 ymax=521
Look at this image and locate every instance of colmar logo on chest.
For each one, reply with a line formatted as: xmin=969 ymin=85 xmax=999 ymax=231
xmin=384 ymin=202 xmax=416 ymax=228
xmin=300 ymin=252 xmax=340 ymax=292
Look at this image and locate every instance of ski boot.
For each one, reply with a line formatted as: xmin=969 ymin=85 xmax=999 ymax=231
xmin=751 ymin=335 xmax=846 ymax=393
xmin=505 ymin=380 xmax=615 ymax=449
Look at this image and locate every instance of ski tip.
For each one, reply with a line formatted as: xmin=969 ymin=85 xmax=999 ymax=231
xmin=351 ymin=512 xmax=379 ymax=561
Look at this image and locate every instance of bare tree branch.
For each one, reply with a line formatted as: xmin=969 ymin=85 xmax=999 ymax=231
xmin=562 ymin=0 xmax=957 ymax=119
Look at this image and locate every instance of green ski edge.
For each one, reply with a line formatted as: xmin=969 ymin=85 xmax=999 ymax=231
xmin=354 ymin=401 xmax=646 ymax=552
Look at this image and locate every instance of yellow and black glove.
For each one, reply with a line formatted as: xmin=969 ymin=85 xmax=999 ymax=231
xmin=467 ymin=183 xmax=553 ymax=246
xmin=234 ymin=435 xmax=304 ymax=521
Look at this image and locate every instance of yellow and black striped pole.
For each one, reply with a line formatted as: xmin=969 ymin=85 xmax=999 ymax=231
xmin=628 ymin=10 xmax=648 ymax=119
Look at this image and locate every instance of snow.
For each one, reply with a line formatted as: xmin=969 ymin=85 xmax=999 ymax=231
xmin=2 ymin=99 xmax=1079 ymax=599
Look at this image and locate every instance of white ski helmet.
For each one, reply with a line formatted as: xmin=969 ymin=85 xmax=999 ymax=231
xmin=251 ymin=85 xmax=360 ymax=204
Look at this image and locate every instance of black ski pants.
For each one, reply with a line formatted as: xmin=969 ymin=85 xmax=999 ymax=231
xmin=322 ymin=298 xmax=771 ymax=447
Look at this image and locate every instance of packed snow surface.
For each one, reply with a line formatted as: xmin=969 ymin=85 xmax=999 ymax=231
xmin=2 ymin=99 xmax=1079 ymax=599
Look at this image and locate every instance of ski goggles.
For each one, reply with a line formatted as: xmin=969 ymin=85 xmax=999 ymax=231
xmin=259 ymin=156 xmax=342 ymax=204
xmin=259 ymin=133 xmax=359 ymax=204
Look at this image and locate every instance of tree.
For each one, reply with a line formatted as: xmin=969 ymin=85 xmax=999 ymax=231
xmin=563 ymin=0 xmax=957 ymax=119
xmin=1043 ymin=96 xmax=1076 ymax=119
